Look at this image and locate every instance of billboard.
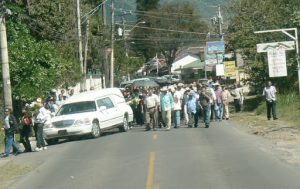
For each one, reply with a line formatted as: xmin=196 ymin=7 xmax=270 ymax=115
xmin=206 ymin=41 xmax=225 ymax=54
xmin=205 ymin=53 xmax=223 ymax=65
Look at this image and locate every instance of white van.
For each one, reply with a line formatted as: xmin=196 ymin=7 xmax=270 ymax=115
xmin=43 ymin=88 xmax=133 ymax=145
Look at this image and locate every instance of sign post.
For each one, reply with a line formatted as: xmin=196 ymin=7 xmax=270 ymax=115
xmin=254 ymin=28 xmax=300 ymax=94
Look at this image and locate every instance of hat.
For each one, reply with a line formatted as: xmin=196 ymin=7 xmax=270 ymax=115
xmin=36 ymin=98 xmax=42 ymax=103
xmin=178 ymin=83 xmax=184 ymax=87
xmin=4 ymin=108 xmax=9 ymax=112
xmin=160 ymin=86 xmax=168 ymax=92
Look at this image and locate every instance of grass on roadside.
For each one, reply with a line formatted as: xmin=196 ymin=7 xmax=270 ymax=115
xmin=0 ymin=130 xmax=4 ymax=152
xmin=255 ymin=93 xmax=300 ymax=129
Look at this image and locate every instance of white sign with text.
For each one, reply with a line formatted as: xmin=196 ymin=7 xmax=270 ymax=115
xmin=267 ymin=49 xmax=287 ymax=77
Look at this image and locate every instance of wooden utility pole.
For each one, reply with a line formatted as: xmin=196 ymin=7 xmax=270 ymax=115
xmin=110 ymin=0 xmax=115 ymax=88
xmin=0 ymin=14 xmax=12 ymax=110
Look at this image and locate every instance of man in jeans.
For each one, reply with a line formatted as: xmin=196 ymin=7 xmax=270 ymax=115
xmin=186 ymin=92 xmax=198 ymax=128
xmin=1 ymin=108 xmax=21 ymax=158
xmin=199 ymin=86 xmax=212 ymax=128
xmin=263 ymin=81 xmax=278 ymax=120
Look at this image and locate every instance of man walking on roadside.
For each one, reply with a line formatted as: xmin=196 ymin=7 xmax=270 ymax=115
xmin=186 ymin=92 xmax=198 ymax=128
xmin=263 ymin=81 xmax=278 ymax=120
xmin=1 ymin=108 xmax=21 ymax=158
xmin=145 ymin=89 xmax=160 ymax=131
xmin=160 ymin=87 xmax=174 ymax=131
xmin=200 ymin=86 xmax=212 ymax=128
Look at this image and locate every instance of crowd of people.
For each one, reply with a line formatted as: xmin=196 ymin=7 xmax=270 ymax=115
xmin=122 ymin=80 xmax=245 ymax=131
xmin=1 ymin=79 xmax=279 ymax=158
xmin=1 ymin=89 xmax=75 ymax=158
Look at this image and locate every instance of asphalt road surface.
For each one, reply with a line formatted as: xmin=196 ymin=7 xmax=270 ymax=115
xmin=10 ymin=121 xmax=300 ymax=189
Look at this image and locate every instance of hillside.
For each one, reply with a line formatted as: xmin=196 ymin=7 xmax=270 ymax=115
xmin=114 ymin=0 xmax=229 ymax=20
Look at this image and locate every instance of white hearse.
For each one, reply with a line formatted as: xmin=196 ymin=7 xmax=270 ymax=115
xmin=43 ymin=88 xmax=133 ymax=145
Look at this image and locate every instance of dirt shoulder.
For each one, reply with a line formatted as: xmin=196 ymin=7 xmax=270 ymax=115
xmin=231 ymin=112 xmax=300 ymax=166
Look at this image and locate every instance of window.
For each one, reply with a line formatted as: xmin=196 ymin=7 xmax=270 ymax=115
xmin=57 ymin=101 xmax=97 ymax=116
xmin=97 ymin=97 xmax=114 ymax=109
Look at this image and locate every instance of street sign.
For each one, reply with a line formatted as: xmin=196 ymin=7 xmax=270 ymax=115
xmin=257 ymin=41 xmax=295 ymax=53
xmin=267 ymin=49 xmax=287 ymax=77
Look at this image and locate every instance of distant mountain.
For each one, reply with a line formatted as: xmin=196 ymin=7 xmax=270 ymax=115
xmin=160 ymin=0 xmax=229 ymax=19
xmin=114 ymin=0 xmax=229 ymax=21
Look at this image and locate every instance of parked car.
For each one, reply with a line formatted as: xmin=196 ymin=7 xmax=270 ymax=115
xmin=43 ymin=88 xmax=133 ymax=145
xmin=198 ymin=78 xmax=209 ymax=85
xmin=162 ymin=74 xmax=181 ymax=84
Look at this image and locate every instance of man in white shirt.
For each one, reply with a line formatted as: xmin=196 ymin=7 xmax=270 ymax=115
xmin=173 ymin=86 xmax=183 ymax=128
xmin=145 ymin=89 xmax=160 ymax=131
xmin=35 ymin=103 xmax=52 ymax=151
xmin=263 ymin=81 xmax=278 ymax=120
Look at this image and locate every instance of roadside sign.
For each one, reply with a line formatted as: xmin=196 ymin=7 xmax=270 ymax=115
xmin=224 ymin=61 xmax=236 ymax=78
xmin=257 ymin=41 xmax=295 ymax=53
xmin=205 ymin=53 xmax=223 ymax=65
xmin=216 ymin=64 xmax=225 ymax=76
xmin=206 ymin=41 xmax=225 ymax=54
xmin=267 ymin=49 xmax=287 ymax=77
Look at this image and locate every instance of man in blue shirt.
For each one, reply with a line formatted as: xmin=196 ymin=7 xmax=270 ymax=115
xmin=186 ymin=92 xmax=199 ymax=128
xmin=160 ymin=87 xmax=174 ymax=130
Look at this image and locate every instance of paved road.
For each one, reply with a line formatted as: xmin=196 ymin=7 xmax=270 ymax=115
xmin=9 ymin=121 xmax=300 ymax=189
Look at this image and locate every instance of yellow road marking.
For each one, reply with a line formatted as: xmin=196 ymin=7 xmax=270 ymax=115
xmin=153 ymin=134 xmax=157 ymax=140
xmin=146 ymin=152 xmax=156 ymax=189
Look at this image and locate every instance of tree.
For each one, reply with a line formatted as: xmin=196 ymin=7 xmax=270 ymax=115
xmin=136 ymin=0 xmax=159 ymax=12
xmin=227 ymin=0 xmax=300 ymax=92
xmin=132 ymin=2 xmax=208 ymax=73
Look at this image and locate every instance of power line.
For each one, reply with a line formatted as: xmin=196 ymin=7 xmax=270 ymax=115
xmin=81 ymin=0 xmax=109 ymax=24
xmin=124 ymin=24 xmax=208 ymax=35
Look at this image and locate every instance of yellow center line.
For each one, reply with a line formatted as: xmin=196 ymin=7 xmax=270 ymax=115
xmin=153 ymin=134 xmax=158 ymax=140
xmin=146 ymin=152 xmax=156 ymax=189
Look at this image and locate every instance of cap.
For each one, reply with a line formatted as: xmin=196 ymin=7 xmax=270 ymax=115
xmin=36 ymin=98 xmax=42 ymax=103
xmin=160 ymin=87 xmax=168 ymax=91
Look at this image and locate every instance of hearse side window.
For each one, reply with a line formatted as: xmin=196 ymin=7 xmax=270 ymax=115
xmin=97 ymin=97 xmax=114 ymax=109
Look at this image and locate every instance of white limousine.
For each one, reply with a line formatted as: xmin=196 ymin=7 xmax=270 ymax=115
xmin=43 ymin=88 xmax=133 ymax=145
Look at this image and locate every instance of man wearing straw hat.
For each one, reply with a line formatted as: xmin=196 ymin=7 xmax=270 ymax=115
xmin=159 ymin=86 xmax=174 ymax=131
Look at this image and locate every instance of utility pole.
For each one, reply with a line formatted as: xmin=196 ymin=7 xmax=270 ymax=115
xmin=0 ymin=11 xmax=12 ymax=110
xmin=102 ymin=0 xmax=107 ymax=26
xmin=76 ymin=0 xmax=84 ymax=91
xmin=218 ymin=5 xmax=223 ymax=36
xmin=110 ymin=0 xmax=115 ymax=88
xmin=83 ymin=19 xmax=89 ymax=90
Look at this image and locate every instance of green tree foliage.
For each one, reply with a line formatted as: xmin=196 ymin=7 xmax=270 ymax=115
xmin=227 ymin=0 xmax=300 ymax=92
xmin=7 ymin=20 xmax=81 ymax=101
xmin=136 ymin=0 xmax=159 ymax=11
xmin=114 ymin=42 xmax=144 ymax=83
xmin=2 ymin=2 xmax=82 ymax=102
xmin=132 ymin=2 xmax=208 ymax=73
